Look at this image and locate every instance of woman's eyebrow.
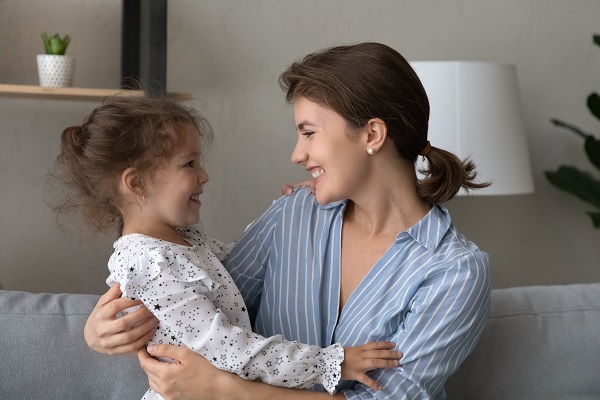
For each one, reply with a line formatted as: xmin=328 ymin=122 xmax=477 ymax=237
xmin=296 ymin=120 xmax=317 ymax=130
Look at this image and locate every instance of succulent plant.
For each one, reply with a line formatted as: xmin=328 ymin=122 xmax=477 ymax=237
xmin=545 ymin=34 xmax=600 ymax=229
xmin=41 ymin=32 xmax=71 ymax=55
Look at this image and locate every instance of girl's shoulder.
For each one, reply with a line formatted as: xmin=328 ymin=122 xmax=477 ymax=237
xmin=109 ymin=232 xmax=223 ymax=293
xmin=110 ymin=233 xmax=185 ymax=273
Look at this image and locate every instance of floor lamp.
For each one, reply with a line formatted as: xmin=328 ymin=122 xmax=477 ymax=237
xmin=411 ymin=61 xmax=534 ymax=195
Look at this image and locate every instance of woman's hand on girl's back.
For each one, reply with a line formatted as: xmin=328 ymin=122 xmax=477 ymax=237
xmin=84 ymin=283 xmax=158 ymax=355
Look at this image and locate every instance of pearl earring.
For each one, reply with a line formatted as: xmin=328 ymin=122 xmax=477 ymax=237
xmin=367 ymin=148 xmax=375 ymax=155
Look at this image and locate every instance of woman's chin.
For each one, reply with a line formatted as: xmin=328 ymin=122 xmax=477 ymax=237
xmin=313 ymin=191 xmax=339 ymax=206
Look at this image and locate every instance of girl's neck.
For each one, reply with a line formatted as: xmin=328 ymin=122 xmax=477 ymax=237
xmin=122 ymin=219 xmax=189 ymax=246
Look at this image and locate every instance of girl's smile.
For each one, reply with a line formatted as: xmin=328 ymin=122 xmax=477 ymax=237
xmin=125 ymin=123 xmax=209 ymax=242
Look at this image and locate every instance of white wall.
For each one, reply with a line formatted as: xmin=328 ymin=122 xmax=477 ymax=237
xmin=1 ymin=0 xmax=599 ymax=294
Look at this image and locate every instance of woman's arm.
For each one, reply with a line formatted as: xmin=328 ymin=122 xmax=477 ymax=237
xmin=135 ymin=269 xmax=348 ymax=392
xmin=139 ymin=344 xmax=346 ymax=400
xmin=340 ymin=252 xmax=491 ymax=399
xmin=84 ymin=284 xmax=157 ymax=355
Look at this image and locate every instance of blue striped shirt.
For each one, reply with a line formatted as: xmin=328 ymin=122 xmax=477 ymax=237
xmin=225 ymin=188 xmax=491 ymax=399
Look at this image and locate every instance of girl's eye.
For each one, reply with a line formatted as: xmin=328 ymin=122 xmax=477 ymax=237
xmin=302 ymin=131 xmax=315 ymax=138
xmin=185 ymin=160 xmax=194 ymax=168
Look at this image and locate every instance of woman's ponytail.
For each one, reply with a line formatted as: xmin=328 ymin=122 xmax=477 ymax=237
xmin=417 ymin=145 xmax=490 ymax=204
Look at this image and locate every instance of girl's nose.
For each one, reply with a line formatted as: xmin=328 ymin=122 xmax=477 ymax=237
xmin=199 ymin=166 xmax=209 ymax=184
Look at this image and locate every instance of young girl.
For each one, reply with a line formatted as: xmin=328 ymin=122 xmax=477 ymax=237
xmin=47 ymin=97 xmax=401 ymax=399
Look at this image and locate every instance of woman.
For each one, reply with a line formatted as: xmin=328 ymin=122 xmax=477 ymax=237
xmin=85 ymin=42 xmax=491 ymax=399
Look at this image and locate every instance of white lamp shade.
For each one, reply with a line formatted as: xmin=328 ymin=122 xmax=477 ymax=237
xmin=411 ymin=61 xmax=534 ymax=195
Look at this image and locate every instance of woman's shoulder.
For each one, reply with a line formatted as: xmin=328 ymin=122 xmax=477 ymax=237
xmin=273 ymin=186 xmax=345 ymax=214
xmin=411 ymin=205 xmax=489 ymax=274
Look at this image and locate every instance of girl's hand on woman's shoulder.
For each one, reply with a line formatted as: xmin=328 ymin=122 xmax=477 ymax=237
xmin=84 ymin=284 xmax=158 ymax=355
xmin=280 ymin=179 xmax=314 ymax=197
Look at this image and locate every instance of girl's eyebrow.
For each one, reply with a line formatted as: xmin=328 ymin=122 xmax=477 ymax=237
xmin=178 ymin=150 xmax=200 ymax=159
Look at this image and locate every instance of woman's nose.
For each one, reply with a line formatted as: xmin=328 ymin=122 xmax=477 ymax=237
xmin=291 ymin=139 xmax=307 ymax=164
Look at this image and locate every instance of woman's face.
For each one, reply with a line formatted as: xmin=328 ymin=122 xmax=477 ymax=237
xmin=291 ymin=97 xmax=369 ymax=205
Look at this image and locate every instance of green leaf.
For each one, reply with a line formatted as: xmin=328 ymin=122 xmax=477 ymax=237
xmin=584 ymin=135 xmax=600 ymax=171
xmin=41 ymin=32 xmax=52 ymax=54
xmin=545 ymin=166 xmax=600 ymax=208
xmin=551 ymin=118 xmax=589 ymax=139
xmin=41 ymin=32 xmax=70 ymax=55
xmin=587 ymin=211 xmax=600 ymax=228
xmin=587 ymin=93 xmax=600 ymax=121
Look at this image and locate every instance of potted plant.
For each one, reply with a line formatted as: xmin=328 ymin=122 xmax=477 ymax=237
xmin=545 ymin=34 xmax=600 ymax=229
xmin=37 ymin=32 xmax=75 ymax=87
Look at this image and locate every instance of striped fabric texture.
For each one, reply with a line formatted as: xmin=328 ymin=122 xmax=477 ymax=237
xmin=225 ymin=188 xmax=491 ymax=399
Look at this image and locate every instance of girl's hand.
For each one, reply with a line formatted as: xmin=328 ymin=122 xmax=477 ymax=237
xmin=138 ymin=344 xmax=241 ymax=400
xmin=84 ymin=284 xmax=158 ymax=355
xmin=280 ymin=179 xmax=314 ymax=196
xmin=342 ymin=342 xmax=402 ymax=391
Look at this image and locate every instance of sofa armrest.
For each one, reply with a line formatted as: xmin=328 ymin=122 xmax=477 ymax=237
xmin=0 ymin=290 xmax=148 ymax=400
xmin=446 ymin=283 xmax=600 ymax=400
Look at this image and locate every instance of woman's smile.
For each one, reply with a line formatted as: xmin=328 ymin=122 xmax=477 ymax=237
xmin=310 ymin=167 xmax=325 ymax=179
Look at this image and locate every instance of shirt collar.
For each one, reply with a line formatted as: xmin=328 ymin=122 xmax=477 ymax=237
xmin=399 ymin=204 xmax=452 ymax=252
xmin=317 ymin=194 xmax=452 ymax=252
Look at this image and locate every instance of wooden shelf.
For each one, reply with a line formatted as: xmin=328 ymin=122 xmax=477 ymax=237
xmin=0 ymin=84 xmax=192 ymax=102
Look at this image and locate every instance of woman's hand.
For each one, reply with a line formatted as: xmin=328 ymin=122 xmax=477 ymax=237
xmin=342 ymin=342 xmax=402 ymax=391
xmin=139 ymin=344 xmax=241 ymax=400
xmin=84 ymin=284 xmax=158 ymax=355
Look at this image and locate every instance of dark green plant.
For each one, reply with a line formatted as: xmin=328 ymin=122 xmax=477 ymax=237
xmin=545 ymin=34 xmax=600 ymax=228
xmin=41 ymin=32 xmax=71 ymax=55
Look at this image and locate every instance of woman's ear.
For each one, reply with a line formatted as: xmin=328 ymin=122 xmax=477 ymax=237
xmin=120 ymin=167 xmax=145 ymax=200
xmin=364 ymin=118 xmax=387 ymax=153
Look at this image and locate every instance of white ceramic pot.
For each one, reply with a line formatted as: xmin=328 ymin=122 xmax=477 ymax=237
xmin=36 ymin=54 xmax=76 ymax=87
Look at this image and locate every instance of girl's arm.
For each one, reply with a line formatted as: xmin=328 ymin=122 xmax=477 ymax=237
xmin=136 ymin=269 xmax=399 ymax=393
xmin=139 ymin=344 xmax=346 ymax=400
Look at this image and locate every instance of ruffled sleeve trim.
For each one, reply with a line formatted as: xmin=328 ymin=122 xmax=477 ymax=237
xmin=108 ymin=233 xmax=221 ymax=299
xmin=320 ymin=342 xmax=344 ymax=394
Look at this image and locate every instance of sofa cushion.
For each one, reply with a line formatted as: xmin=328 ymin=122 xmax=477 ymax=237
xmin=0 ymin=290 xmax=148 ymax=400
xmin=445 ymin=283 xmax=600 ymax=400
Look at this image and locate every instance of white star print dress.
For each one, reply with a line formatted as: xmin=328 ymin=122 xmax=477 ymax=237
xmin=106 ymin=223 xmax=343 ymax=400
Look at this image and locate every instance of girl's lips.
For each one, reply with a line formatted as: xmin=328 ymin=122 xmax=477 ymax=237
xmin=189 ymin=193 xmax=202 ymax=204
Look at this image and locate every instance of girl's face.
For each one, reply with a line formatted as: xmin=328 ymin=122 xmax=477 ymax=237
xmin=291 ymin=97 xmax=369 ymax=205
xmin=142 ymin=123 xmax=209 ymax=231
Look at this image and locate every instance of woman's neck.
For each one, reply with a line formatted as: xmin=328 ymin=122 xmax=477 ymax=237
xmin=345 ymin=195 xmax=430 ymax=238
xmin=346 ymin=159 xmax=431 ymax=237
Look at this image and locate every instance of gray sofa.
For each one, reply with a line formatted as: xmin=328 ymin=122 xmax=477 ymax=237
xmin=1 ymin=283 xmax=599 ymax=399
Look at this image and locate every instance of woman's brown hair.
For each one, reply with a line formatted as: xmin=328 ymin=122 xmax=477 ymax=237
xmin=279 ymin=42 xmax=489 ymax=204
xmin=46 ymin=96 xmax=213 ymax=237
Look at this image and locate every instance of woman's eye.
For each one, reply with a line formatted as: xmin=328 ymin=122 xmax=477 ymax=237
xmin=185 ymin=160 xmax=194 ymax=167
xmin=303 ymin=131 xmax=315 ymax=138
